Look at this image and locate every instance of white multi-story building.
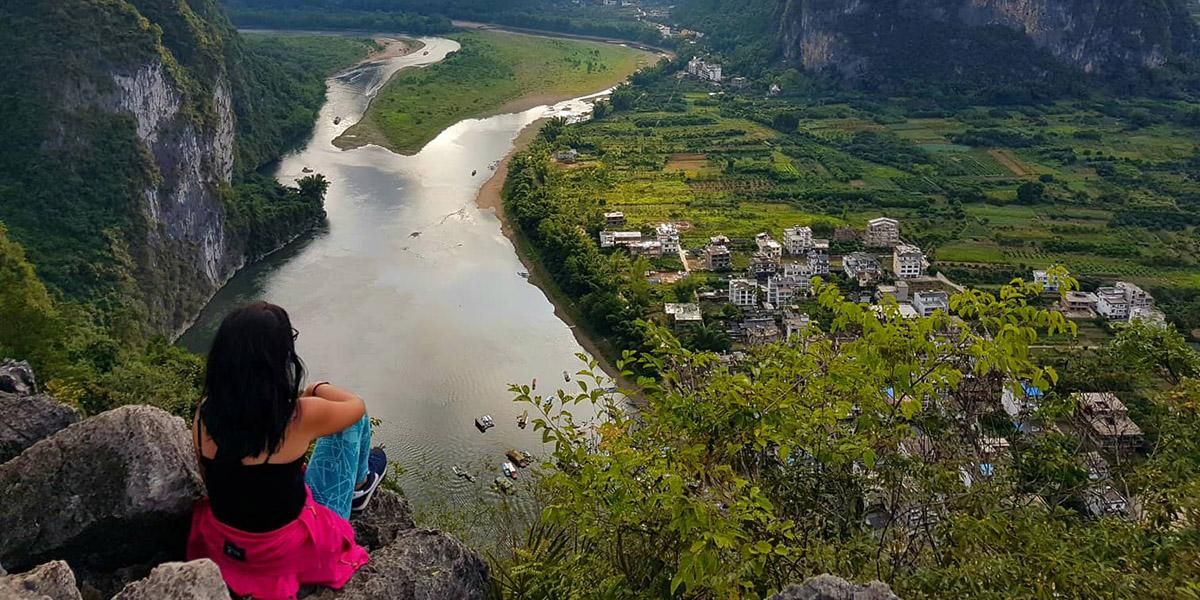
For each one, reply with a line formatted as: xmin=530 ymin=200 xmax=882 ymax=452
xmin=1096 ymin=281 xmax=1154 ymax=321
xmin=686 ymin=57 xmax=723 ymax=83
xmin=751 ymin=251 xmax=780 ymax=277
xmin=755 ymin=233 xmax=783 ymax=259
xmin=808 ymin=240 xmax=831 ymax=275
xmin=729 ymin=279 xmax=758 ymax=308
xmin=767 ymin=274 xmax=811 ymax=306
xmin=912 ymin=291 xmax=950 ymax=317
xmin=784 ymin=261 xmax=814 ymax=279
xmin=1033 ymin=269 xmax=1067 ymax=292
xmin=892 ymin=244 xmax=926 ymax=279
xmin=628 ymin=240 xmax=663 ymax=258
xmin=709 ymin=235 xmax=730 ymax=247
xmin=783 ymin=226 xmax=813 ymax=255
xmin=1061 ymin=291 xmax=1099 ymax=313
xmin=656 ymin=223 xmax=681 ymax=255
xmin=599 ymin=231 xmax=642 ymax=248
xmin=865 ymin=217 xmax=901 ymax=248
xmin=843 ymin=252 xmax=882 ymax=286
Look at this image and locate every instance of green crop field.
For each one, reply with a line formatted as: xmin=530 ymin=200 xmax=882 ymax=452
xmin=522 ymin=72 xmax=1200 ymax=336
xmin=337 ymin=30 xmax=656 ymax=154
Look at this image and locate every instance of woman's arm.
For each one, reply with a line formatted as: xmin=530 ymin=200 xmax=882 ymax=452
xmin=298 ymin=382 xmax=367 ymax=438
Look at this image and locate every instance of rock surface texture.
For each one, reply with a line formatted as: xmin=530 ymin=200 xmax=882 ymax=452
xmin=0 ymin=359 xmax=38 ymax=395
xmin=0 ymin=561 xmax=83 ymax=600
xmin=309 ymin=528 xmax=490 ymax=600
xmin=110 ymin=560 xmax=231 ymax=600
xmin=0 ymin=405 xmax=204 ymax=572
xmin=0 ymin=391 xmax=80 ymax=463
xmin=778 ymin=0 xmax=1197 ymax=76
xmin=770 ymin=574 xmax=899 ymax=600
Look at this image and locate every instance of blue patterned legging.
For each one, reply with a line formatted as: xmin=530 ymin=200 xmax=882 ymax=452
xmin=305 ymin=413 xmax=372 ymax=519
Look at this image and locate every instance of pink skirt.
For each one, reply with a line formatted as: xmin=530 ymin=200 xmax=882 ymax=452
xmin=187 ymin=487 xmax=369 ymax=600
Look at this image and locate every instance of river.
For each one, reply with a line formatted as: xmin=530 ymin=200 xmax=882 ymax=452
xmin=180 ymin=36 xmax=608 ymax=522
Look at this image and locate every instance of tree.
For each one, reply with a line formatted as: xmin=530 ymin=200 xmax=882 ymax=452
xmin=1016 ymin=181 xmax=1045 ymax=205
xmin=0 ymin=224 xmax=63 ymax=370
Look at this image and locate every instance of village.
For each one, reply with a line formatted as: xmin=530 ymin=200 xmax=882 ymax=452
xmin=593 ymin=212 xmax=1162 ymax=523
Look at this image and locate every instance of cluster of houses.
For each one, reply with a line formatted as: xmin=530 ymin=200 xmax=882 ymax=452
xmin=685 ymin=56 xmax=723 ymax=84
xmin=1059 ymin=280 xmax=1164 ymax=324
xmin=599 ymin=213 xmax=682 ymax=259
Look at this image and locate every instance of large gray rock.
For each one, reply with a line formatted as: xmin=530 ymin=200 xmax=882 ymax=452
xmin=0 ymin=392 xmax=80 ymax=464
xmin=0 ymin=359 xmax=38 ymax=396
xmin=311 ymin=529 xmax=489 ymax=600
xmin=0 ymin=560 xmax=83 ymax=600
xmin=110 ymin=560 xmax=230 ymax=600
xmin=771 ymin=574 xmax=899 ymax=600
xmin=0 ymin=406 xmax=204 ymax=572
xmin=350 ymin=490 xmax=415 ymax=551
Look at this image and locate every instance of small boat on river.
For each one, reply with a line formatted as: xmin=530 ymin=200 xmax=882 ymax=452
xmin=475 ymin=415 xmax=495 ymax=432
xmin=471 ymin=169 xmax=477 ymax=176
xmin=563 ymin=370 xmax=571 ymax=382
xmin=493 ymin=477 xmax=514 ymax=494
xmin=333 ymin=116 xmax=342 ymax=125
xmin=501 ymin=461 xmax=518 ymax=480
xmin=451 ymin=465 xmax=476 ymax=482
xmin=506 ymin=449 xmax=533 ymax=468
xmin=517 ymin=411 xmax=528 ymax=429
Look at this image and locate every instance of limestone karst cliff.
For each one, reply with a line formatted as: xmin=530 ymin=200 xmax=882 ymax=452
xmin=0 ymin=0 xmax=327 ymax=336
xmin=776 ymin=0 xmax=1198 ymax=77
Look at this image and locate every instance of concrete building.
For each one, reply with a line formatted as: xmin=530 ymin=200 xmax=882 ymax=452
xmin=784 ymin=310 xmax=811 ymax=340
xmin=751 ymin=251 xmax=780 ymax=277
xmin=876 ymin=280 xmax=910 ymax=303
xmin=1074 ymin=392 xmax=1144 ymax=453
xmin=553 ymin=149 xmax=579 ymax=163
xmin=604 ymin=211 xmax=626 ymax=227
xmin=600 ymin=231 xmax=642 ymax=248
xmin=1032 ymin=269 xmax=1065 ymax=292
xmin=729 ymin=279 xmax=758 ymax=308
xmin=628 ymin=240 xmax=663 ymax=258
xmin=664 ymin=303 xmax=702 ymax=324
xmin=912 ymin=291 xmax=950 ymax=317
xmin=686 ymin=56 xmax=723 ymax=83
xmin=656 ymin=223 xmax=681 ymax=255
xmin=1061 ymin=291 xmax=1099 ymax=313
xmin=892 ymin=244 xmax=926 ymax=279
xmin=843 ymin=252 xmax=882 ymax=286
xmin=865 ymin=217 xmax=901 ymax=248
xmin=705 ymin=244 xmax=731 ymax=270
xmin=709 ymin=235 xmax=730 ymax=247
xmin=807 ymin=240 xmax=831 ymax=275
xmin=783 ymin=226 xmax=813 ymax=255
xmin=767 ymin=274 xmax=811 ymax=306
xmin=1130 ymin=306 xmax=1168 ymax=326
xmin=1097 ymin=282 xmax=1154 ymax=321
xmin=755 ymin=233 xmax=783 ymax=259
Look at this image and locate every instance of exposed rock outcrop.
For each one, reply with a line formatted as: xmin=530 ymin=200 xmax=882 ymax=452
xmin=770 ymin=574 xmax=899 ymax=600
xmin=111 ymin=560 xmax=230 ymax=600
xmin=0 ymin=392 xmax=80 ymax=464
xmin=0 ymin=406 xmax=203 ymax=572
xmin=350 ymin=489 xmax=417 ymax=550
xmin=310 ymin=529 xmax=490 ymax=600
xmin=778 ymin=0 xmax=1198 ymax=77
xmin=0 ymin=561 xmax=83 ymax=600
xmin=0 ymin=359 xmax=38 ymax=395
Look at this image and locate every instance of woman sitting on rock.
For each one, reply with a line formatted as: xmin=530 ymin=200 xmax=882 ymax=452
xmin=187 ymin=301 xmax=387 ymax=600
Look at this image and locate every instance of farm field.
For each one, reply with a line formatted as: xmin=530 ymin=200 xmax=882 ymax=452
xmin=532 ymin=75 xmax=1200 ymax=337
xmin=336 ymin=30 xmax=656 ymax=154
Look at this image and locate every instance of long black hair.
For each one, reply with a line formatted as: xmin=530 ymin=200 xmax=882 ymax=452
xmin=200 ymin=301 xmax=305 ymax=461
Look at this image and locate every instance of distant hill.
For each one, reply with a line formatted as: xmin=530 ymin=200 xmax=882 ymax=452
xmin=675 ymin=0 xmax=1200 ymax=97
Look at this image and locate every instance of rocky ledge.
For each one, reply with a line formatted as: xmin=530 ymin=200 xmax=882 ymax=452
xmin=0 ymin=361 xmax=896 ymax=599
xmin=0 ymin=361 xmax=489 ymax=600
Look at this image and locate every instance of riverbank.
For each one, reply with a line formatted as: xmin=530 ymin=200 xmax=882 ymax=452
xmin=476 ymin=119 xmax=632 ymax=388
xmin=363 ymin=36 xmax=424 ymax=62
xmin=334 ymin=29 xmax=656 ymax=155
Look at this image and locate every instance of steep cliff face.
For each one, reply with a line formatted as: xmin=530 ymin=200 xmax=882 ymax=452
xmin=778 ymin=0 xmax=1198 ymax=77
xmin=1 ymin=0 xmax=325 ymax=336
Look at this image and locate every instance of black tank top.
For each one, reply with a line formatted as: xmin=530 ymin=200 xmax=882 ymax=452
xmin=200 ymin=454 xmax=307 ymax=533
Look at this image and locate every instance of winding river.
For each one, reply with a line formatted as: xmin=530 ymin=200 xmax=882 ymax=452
xmin=180 ymin=36 xmax=606 ymax=517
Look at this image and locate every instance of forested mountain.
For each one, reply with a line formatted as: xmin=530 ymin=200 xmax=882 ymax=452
xmin=0 ymin=0 xmax=335 ymax=337
xmin=674 ymin=0 xmax=1200 ymax=98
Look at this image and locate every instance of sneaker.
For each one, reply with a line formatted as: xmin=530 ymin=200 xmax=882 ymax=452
xmin=351 ymin=448 xmax=388 ymax=513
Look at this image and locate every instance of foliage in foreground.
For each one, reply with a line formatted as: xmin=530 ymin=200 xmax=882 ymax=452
xmin=491 ymin=279 xmax=1200 ymax=599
